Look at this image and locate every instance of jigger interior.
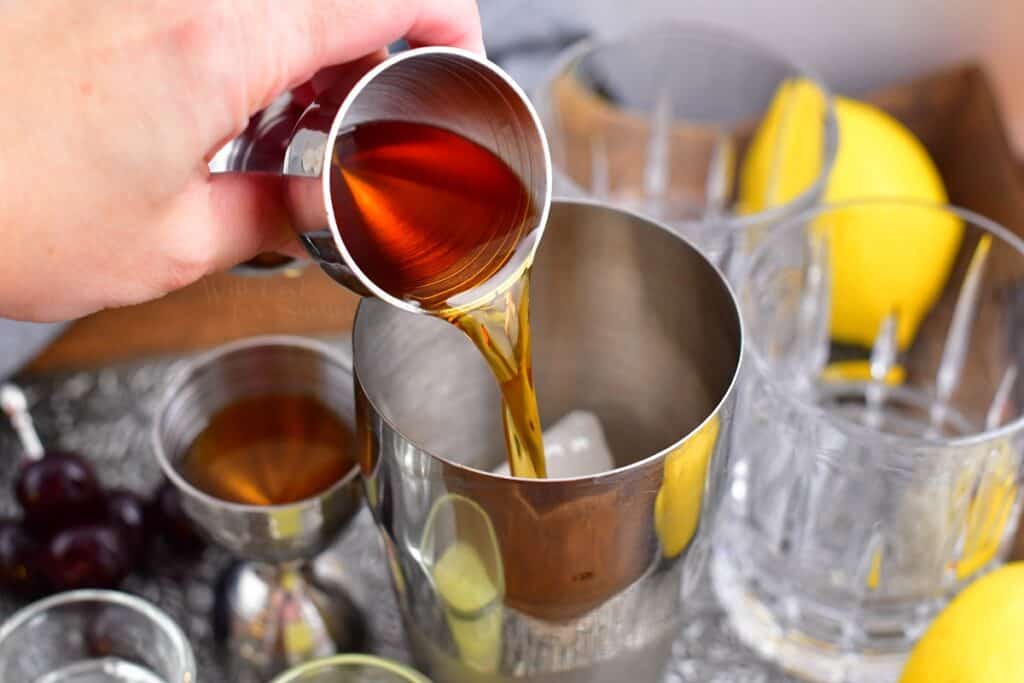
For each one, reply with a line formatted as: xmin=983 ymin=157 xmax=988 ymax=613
xmin=152 ymin=335 xmax=364 ymax=678
xmin=354 ymin=199 xmax=743 ymax=682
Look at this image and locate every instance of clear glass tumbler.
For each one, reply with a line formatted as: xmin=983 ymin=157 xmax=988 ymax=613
xmin=713 ymin=199 xmax=1024 ymax=682
xmin=270 ymin=654 xmax=429 ymax=683
xmin=0 ymin=589 xmax=196 ymax=683
xmin=534 ymin=22 xmax=838 ymax=272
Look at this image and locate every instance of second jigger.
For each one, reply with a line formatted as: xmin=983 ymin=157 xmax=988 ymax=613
xmin=151 ymin=336 xmax=363 ymax=680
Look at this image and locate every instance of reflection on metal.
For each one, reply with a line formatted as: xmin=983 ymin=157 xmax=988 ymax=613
xmin=422 ymin=493 xmax=504 ymax=673
xmin=655 ymin=416 xmax=720 ymax=559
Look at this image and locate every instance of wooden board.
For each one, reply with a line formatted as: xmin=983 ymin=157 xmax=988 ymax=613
xmin=27 ymin=266 xmax=360 ymax=372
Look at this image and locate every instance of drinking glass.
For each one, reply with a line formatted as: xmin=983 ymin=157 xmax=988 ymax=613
xmin=534 ymin=22 xmax=837 ymax=274
xmin=271 ymin=654 xmax=429 ymax=683
xmin=0 ymin=589 xmax=196 ymax=683
xmin=712 ymin=199 xmax=1024 ymax=682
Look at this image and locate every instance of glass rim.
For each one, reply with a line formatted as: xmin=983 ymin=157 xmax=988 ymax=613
xmin=150 ymin=334 xmax=360 ymax=515
xmin=535 ymin=19 xmax=839 ymax=232
xmin=743 ymin=196 xmax=1024 ymax=449
xmin=269 ymin=654 xmax=430 ymax=683
xmin=0 ymin=589 xmax=197 ymax=680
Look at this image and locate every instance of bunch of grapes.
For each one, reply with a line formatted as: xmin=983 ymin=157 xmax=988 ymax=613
xmin=1 ymin=448 xmax=204 ymax=597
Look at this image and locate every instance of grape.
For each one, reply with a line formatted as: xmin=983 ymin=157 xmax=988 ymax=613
xmin=15 ymin=452 xmax=103 ymax=534
xmin=0 ymin=519 xmax=45 ymax=596
xmin=105 ymin=489 xmax=148 ymax=562
xmin=43 ymin=524 xmax=131 ymax=590
xmin=149 ymin=481 xmax=204 ymax=555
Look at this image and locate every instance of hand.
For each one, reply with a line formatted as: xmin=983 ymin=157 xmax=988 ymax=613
xmin=0 ymin=0 xmax=483 ymax=322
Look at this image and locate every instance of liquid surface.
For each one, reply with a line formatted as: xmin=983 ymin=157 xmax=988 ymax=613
xmin=33 ymin=657 xmax=165 ymax=683
xmin=331 ymin=121 xmax=547 ymax=477
xmin=330 ymin=120 xmax=538 ymax=313
xmin=180 ymin=394 xmax=354 ymax=505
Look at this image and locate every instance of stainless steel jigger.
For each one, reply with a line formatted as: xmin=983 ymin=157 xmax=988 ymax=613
xmin=353 ymin=199 xmax=744 ymax=682
xmin=212 ymin=46 xmax=551 ymax=309
xmin=151 ymin=336 xmax=363 ymax=681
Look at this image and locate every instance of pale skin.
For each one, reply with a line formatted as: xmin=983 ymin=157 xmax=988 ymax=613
xmin=0 ymin=0 xmax=484 ymax=322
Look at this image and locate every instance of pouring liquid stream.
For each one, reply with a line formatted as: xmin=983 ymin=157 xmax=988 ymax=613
xmin=330 ymin=120 xmax=547 ymax=477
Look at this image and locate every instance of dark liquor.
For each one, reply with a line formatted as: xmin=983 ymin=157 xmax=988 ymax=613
xmin=180 ymin=394 xmax=354 ymax=505
xmin=331 ymin=120 xmax=547 ymax=477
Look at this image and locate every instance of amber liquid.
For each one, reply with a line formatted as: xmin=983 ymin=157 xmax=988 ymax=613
xmin=331 ymin=120 xmax=547 ymax=477
xmin=180 ymin=394 xmax=355 ymax=505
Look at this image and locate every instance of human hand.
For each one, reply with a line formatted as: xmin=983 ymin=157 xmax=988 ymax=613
xmin=0 ymin=0 xmax=483 ymax=321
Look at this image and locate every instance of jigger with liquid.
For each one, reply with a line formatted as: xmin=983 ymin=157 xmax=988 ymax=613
xmin=213 ymin=45 xmax=551 ymax=315
xmin=152 ymin=336 xmax=362 ymax=681
xmin=216 ymin=45 xmax=553 ymax=478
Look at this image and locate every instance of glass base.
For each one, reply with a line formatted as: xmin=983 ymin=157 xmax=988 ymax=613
xmin=711 ymin=550 xmax=911 ymax=683
xmin=214 ymin=561 xmax=366 ymax=681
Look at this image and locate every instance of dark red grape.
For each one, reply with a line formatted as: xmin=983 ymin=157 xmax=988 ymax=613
xmin=105 ymin=489 xmax=147 ymax=562
xmin=149 ymin=481 xmax=204 ymax=555
xmin=0 ymin=519 xmax=45 ymax=596
xmin=43 ymin=524 xmax=131 ymax=590
xmin=15 ymin=451 xmax=103 ymax=534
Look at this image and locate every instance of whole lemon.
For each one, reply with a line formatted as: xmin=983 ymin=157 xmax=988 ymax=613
xmin=899 ymin=562 xmax=1024 ymax=682
xmin=740 ymin=80 xmax=963 ymax=349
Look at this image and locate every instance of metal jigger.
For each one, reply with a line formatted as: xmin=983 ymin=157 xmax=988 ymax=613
xmin=151 ymin=336 xmax=364 ymax=681
xmin=210 ymin=46 xmax=550 ymax=312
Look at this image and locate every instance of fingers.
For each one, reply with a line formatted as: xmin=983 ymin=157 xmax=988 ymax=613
xmin=187 ymin=173 xmax=297 ymax=276
xmin=237 ymin=0 xmax=483 ymax=113
xmin=310 ymin=50 xmax=388 ymax=98
xmin=183 ymin=0 xmax=486 ymax=279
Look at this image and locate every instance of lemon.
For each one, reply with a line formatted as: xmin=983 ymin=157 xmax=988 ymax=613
xmin=821 ymin=360 xmax=906 ymax=385
xmin=899 ymin=563 xmax=1024 ymax=682
xmin=739 ymin=80 xmax=963 ymax=349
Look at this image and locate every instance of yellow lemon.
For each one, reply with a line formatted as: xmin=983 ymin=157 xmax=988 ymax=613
xmin=899 ymin=562 xmax=1024 ymax=682
xmin=740 ymin=80 xmax=963 ymax=349
xmin=821 ymin=360 xmax=906 ymax=385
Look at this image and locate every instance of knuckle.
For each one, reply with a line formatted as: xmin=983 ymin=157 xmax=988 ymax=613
xmin=161 ymin=249 xmax=209 ymax=293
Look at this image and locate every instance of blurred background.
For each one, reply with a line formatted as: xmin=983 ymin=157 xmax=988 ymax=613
xmin=479 ymin=0 xmax=1024 ymax=152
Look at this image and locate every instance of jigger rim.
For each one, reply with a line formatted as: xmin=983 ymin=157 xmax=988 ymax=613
xmin=151 ymin=334 xmax=360 ymax=514
xmin=353 ymin=196 xmax=745 ymax=483
xmin=745 ymin=196 xmax=1024 ymax=449
xmin=322 ymin=45 xmax=554 ymax=317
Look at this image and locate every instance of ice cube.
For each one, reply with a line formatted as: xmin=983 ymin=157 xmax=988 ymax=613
xmin=491 ymin=410 xmax=615 ymax=478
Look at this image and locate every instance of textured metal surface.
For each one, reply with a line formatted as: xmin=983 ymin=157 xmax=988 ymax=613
xmin=0 ymin=348 xmax=796 ymax=682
